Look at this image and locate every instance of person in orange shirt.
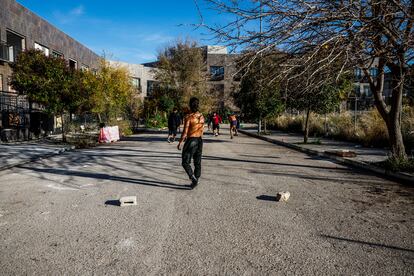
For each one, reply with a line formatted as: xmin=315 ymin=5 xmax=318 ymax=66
xmin=177 ymin=97 xmax=205 ymax=189
xmin=228 ymin=113 xmax=238 ymax=139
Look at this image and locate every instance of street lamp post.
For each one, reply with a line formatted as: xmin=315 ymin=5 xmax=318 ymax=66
xmin=354 ymin=96 xmax=358 ymax=133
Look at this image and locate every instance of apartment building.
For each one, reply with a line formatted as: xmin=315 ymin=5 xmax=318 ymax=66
xmin=202 ymin=46 xmax=240 ymax=111
xmin=108 ymin=60 xmax=157 ymax=98
xmin=0 ymin=0 xmax=100 ymax=140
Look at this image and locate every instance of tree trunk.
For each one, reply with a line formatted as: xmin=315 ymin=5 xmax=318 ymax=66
xmin=386 ymin=80 xmax=406 ymax=159
xmin=264 ymin=118 xmax=267 ymax=133
xmin=304 ymin=108 xmax=311 ymax=144
xmin=61 ymin=113 xmax=66 ymax=142
xmin=367 ymin=63 xmax=407 ymax=160
xmin=386 ymin=115 xmax=406 ymax=159
xmin=258 ymin=116 xmax=262 ymax=134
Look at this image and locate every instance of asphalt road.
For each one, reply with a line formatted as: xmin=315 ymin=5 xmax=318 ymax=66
xmin=0 ymin=129 xmax=413 ymax=275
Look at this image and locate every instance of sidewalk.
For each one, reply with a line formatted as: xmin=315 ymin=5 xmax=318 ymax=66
xmin=0 ymin=140 xmax=74 ymax=171
xmin=239 ymin=124 xmax=413 ymax=184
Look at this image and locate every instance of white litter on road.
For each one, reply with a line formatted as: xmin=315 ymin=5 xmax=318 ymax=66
xmin=119 ymin=196 xmax=137 ymax=206
xmin=276 ymin=191 xmax=290 ymax=202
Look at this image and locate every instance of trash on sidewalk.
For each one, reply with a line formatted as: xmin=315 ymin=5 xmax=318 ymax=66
xmin=325 ymin=149 xmax=357 ymax=158
xmin=99 ymin=126 xmax=120 ymax=143
xmin=276 ymin=191 xmax=290 ymax=202
xmin=119 ymin=196 xmax=137 ymax=207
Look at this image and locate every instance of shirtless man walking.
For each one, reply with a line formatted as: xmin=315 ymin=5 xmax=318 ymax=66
xmin=177 ymin=97 xmax=205 ymax=189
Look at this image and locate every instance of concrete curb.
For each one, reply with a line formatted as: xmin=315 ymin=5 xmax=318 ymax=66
xmin=0 ymin=145 xmax=75 ymax=172
xmin=238 ymin=129 xmax=413 ymax=185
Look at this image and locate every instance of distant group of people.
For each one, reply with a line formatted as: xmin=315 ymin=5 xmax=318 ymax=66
xmin=166 ymin=100 xmax=240 ymax=189
xmin=206 ymin=112 xmax=238 ymax=138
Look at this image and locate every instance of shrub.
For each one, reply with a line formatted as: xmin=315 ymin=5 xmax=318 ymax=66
xmin=145 ymin=113 xmax=167 ymax=129
xmin=358 ymin=109 xmax=389 ymax=147
xmin=379 ymin=157 xmax=414 ymax=173
xmin=272 ymin=114 xmax=303 ymax=133
xmin=108 ymin=119 xmax=133 ymax=137
xmin=270 ymin=108 xmax=414 ymax=153
xmin=67 ymin=133 xmax=98 ymax=148
xmin=308 ymin=114 xmax=325 ymax=137
xmin=327 ymin=112 xmax=355 ymax=141
xmin=402 ymin=106 xmax=414 ymax=154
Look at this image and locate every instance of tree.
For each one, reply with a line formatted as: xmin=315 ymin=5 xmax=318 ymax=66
xmin=89 ymin=59 xmax=136 ymax=123
xmin=234 ymin=56 xmax=284 ymax=128
xmin=10 ymin=49 xmax=77 ymax=141
xmin=203 ymin=0 xmax=414 ymax=159
xmin=152 ymin=40 xmax=215 ymax=114
xmin=288 ymin=76 xmax=351 ymax=143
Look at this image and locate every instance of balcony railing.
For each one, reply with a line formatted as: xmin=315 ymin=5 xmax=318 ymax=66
xmin=0 ymin=91 xmax=29 ymax=111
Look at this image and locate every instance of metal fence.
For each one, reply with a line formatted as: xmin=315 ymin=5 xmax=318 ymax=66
xmin=0 ymin=91 xmax=49 ymax=141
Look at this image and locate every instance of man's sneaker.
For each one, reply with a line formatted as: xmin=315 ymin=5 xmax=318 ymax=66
xmin=190 ymin=175 xmax=198 ymax=189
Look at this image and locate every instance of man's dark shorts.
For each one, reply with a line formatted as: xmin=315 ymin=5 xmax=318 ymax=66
xmin=169 ymin=127 xmax=177 ymax=136
xmin=212 ymin=124 xmax=220 ymax=131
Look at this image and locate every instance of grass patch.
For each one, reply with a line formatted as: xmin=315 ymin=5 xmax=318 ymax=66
xmin=375 ymin=157 xmax=414 ymax=174
xmin=269 ymin=106 xmax=414 ymax=153
xmin=295 ymin=138 xmax=322 ymax=145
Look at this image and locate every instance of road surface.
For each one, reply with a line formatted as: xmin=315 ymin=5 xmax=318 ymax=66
xmin=0 ymin=130 xmax=413 ymax=275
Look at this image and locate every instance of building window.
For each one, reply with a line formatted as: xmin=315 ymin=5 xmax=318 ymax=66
xmin=354 ymin=68 xmax=362 ymax=79
xmin=131 ymin=77 xmax=141 ymax=90
xmin=147 ymin=80 xmax=158 ymax=96
xmin=7 ymin=77 xmax=15 ymax=92
xmin=370 ymin=68 xmax=378 ymax=77
xmin=354 ymin=85 xmax=360 ymax=97
xmin=0 ymin=42 xmax=9 ymax=62
xmin=210 ymin=66 xmax=225 ymax=80
xmin=51 ymin=50 xmax=63 ymax=59
xmin=363 ymin=85 xmax=371 ymax=97
xmin=68 ymin=59 xmax=77 ymax=69
xmin=211 ymin=83 xmax=225 ymax=94
xmin=34 ymin=42 xmax=49 ymax=56
xmin=6 ymin=30 xmax=25 ymax=62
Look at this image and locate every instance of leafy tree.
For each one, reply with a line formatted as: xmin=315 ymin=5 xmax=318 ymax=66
xmin=234 ymin=55 xmax=285 ymax=131
xmin=204 ymin=0 xmax=414 ymax=159
xmin=151 ymin=40 xmax=214 ymax=115
xmin=10 ymin=49 xmax=77 ymax=141
xmin=89 ymin=59 xmax=136 ymax=123
xmin=288 ymin=78 xmax=351 ymax=143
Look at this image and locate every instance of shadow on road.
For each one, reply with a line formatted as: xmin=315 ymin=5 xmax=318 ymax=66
xmin=122 ymin=135 xmax=230 ymax=144
xmin=203 ymin=155 xmax=347 ymax=171
xmin=17 ymin=166 xmax=191 ymax=191
xmin=256 ymin=195 xmax=278 ymax=202
xmin=105 ymin=200 xmax=120 ymax=206
xmin=250 ymin=170 xmax=390 ymax=185
xmin=321 ymin=234 xmax=414 ymax=253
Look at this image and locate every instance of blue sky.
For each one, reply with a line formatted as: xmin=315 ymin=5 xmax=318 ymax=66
xmin=16 ymin=0 xmax=225 ymax=64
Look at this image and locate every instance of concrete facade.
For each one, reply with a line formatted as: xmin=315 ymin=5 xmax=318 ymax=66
xmin=0 ymin=0 xmax=100 ymax=93
xmin=0 ymin=0 xmax=100 ymax=140
xmin=202 ymin=46 xmax=240 ymax=111
xmin=108 ymin=60 xmax=157 ymax=98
